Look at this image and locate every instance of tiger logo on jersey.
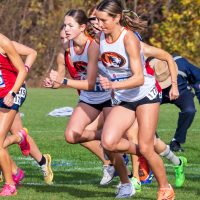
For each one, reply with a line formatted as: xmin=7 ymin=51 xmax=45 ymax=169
xmin=73 ymin=61 xmax=87 ymax=73
xmin=73 ymin=61 xmax=87 ymax=79
xmin=101 ymin=52 xmax=126 ymax=68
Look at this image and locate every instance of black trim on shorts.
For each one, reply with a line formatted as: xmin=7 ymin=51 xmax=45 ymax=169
xmin=119 ymin=93 xmax=160 ymax=111
xmin=79 ymin=99 xmax=112 ymax=111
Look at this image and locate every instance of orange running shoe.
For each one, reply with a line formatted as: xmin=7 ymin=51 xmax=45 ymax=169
xmin=157 ymin=184 xmax=175 ymax=200
xmin=138 ymin=156 xmax=149 ymax=181
xmin=138 ymin=156 xmax=154 ymax=184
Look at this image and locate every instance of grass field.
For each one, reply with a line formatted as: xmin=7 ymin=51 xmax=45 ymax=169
xmin=1 ymin=88 xmax=200 ymax=200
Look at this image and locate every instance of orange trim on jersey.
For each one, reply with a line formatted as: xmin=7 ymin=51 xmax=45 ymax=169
xmin=105 ymin=27 xmax=125 ymax=44
xmin=87 ymin=36 xmax=93 ymax=48
xmin=72 ymin=37 xmax=91 ymax=56
xmin=87 ymin=36 xmax=93 ymax=42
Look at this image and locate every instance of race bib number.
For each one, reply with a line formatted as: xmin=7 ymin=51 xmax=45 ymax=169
xmin=18 ymin=87 xmax=26 ymax=98
xmin=13 ymin=86 xmax=27 ymax=105
xmin=147 ymin=87 xmax=158 ymax=100
xmin=0 ymin=70 xmax=5 ymax=88
xmin=13 ymin=94 xmax=21 ymax=105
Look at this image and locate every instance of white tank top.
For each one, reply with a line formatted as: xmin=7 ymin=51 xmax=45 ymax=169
xmin=99 ymin=29 xmax=155 ymax=102
xmin=69 ymin=38 xmax=110 ymax=104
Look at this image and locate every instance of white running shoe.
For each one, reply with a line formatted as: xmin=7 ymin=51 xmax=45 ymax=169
xmin=100 ymin=165 xmax=115 ymax=185
xmin=115 ymin=183 xmax=135 ymax=198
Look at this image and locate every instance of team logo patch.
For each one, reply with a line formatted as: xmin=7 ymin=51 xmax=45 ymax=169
xmin=73 ymin=61 xmax=87 ymax=73
xmin=101 ymin=52 xmax=126 ymax=68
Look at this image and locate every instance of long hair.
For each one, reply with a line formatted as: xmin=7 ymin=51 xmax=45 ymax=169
xmin=96 ymin=0 xmax=147 ymax=33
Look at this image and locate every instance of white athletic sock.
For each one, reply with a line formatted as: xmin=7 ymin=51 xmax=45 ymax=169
xmin=160 ymin=145 xmax=180 ymax=166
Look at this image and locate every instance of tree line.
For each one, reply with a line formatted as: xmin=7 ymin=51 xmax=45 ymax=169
xmin=0 ymin=0 xmax=199 ymax=86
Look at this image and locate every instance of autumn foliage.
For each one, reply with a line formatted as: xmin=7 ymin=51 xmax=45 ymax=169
xmin=0 ymin=0 xmax=199 ymax=86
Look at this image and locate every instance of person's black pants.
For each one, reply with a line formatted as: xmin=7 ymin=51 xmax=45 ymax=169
xmin=161 ymin=88 xmax=196 ymax=143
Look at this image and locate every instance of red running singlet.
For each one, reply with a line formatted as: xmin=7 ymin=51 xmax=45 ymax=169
xmin=0 ymin=53 xmax=18 ymax=98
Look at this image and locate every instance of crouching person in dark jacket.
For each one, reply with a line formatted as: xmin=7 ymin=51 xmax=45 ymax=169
xmin=149 ymin=55 xmax=200 ymax=152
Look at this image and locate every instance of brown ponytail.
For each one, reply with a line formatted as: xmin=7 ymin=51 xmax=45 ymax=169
xmin=121 ymin=10 xmax=147 ymax=33
xmin=96 ymin=0 xmax=146 ymax=33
